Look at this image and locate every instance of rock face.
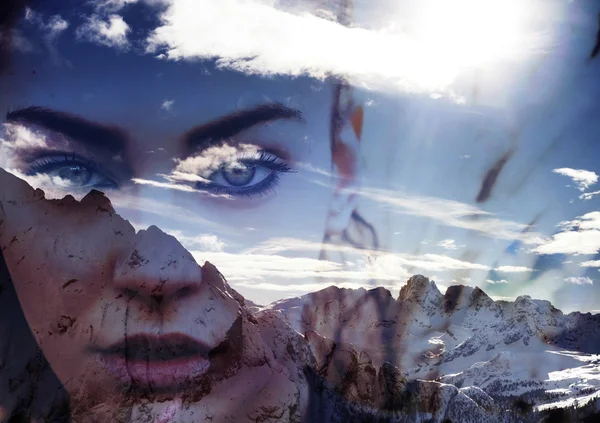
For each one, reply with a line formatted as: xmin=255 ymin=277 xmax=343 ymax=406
xmin=270 ymin=275 xmax=600 ymax=421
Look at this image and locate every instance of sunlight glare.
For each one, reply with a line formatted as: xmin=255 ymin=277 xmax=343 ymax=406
xmin=407 ymin=0 xmax=530 ymax=88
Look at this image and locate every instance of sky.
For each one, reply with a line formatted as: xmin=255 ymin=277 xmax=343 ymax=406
xmin=2 ymin=0 xmax=600 ymax=313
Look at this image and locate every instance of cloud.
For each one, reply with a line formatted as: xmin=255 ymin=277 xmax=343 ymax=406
xmin=245 ymin=237 xmax=491 ymax=273
xmin=174 ymin=143 xmax=259 ymax=178
xmin=24 ymin=8 xmax=70 ymax=65
xmin=165 ymin=230 xmax=225 ymax=252
xmin=494 ymin=265 xmax=533 ymax=273
xmin=564 ymin=276 xmax=593 ymax=286
xmin=25 ymin=10 xmax=69 ymax=37
xmin=107 ymin=191 xmax=222 ymax=228
xmin=161 ymin=99 xmax=175 ymax=111
xmin=533 ymin=212 xmax=600 ymax=255
xmin=552 ymin=168 xmax=598 ymax=192
xmin=131 ymin=174 xmax=230 ymax=198
xmin=92 ymin=0 xmax=139 ymax=12
xmin=356 ymin=186 xmax=547 ymax=245
xmin=1 ymin=123 xmax=54 ymax=151
xmin=76 ymin=14 xmax=131 ymax=49
xmin=485 ymin=279 xmax=508 ymax=284
xmin=580 ymin=190 xmax=600 ymax=200
xmin=191 ymin=251 xmax=407 ymax=283
xmin=132 ymin=177 xmax=198 ymax=192
xmin=580 ymin=260 xmax=600 ymax=267
xmin=436 ymin=239 xmax=462 ymax=250
xmin=143 ymin=0 xmax=551 ymax=95
xmin=0 ymin=168 xmax=90 ymax=200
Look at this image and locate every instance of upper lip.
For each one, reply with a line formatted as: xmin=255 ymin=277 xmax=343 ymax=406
xmin=91 ymin=333 xmax=212 ymax=362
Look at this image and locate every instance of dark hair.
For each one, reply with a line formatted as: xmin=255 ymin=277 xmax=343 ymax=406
xmin=1 ymin=5 xmax=72 ymax=422
xmin=0 ymin=0 xmax=30 ymax=73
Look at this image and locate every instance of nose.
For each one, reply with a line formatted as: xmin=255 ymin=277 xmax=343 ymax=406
xmin=112 ymin=225 xmax=202 ymax=307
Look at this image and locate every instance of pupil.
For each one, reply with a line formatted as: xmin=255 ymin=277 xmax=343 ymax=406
xmin=223 ymin=165 xmax=255 ymax=187
xmin=57 ymin=165 xmax=91 ymax=186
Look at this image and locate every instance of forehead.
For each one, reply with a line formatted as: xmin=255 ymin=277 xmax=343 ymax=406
xmin=3 ymin=2 xmax=335 ymax=129
xmin=6 ymin=50 xmax=330 ymax=123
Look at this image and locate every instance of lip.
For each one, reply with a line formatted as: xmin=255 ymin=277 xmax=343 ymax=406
xmin=90 ymin=333 xmax=213 ymax=390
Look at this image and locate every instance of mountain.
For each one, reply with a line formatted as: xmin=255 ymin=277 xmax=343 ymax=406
xmin=1 ymin=167 xmax=599 ymax=421
xmin=267 ymin=275 xmax=600 ymax=421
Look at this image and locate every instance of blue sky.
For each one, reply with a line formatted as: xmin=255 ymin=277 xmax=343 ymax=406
xmin=2 ymin=0 xmax=600 ymax=313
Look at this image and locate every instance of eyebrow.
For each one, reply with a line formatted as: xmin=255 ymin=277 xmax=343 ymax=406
xmin=5 ymin=106 xmax=126 ymax=154
xmin=4 ymin=103 xmax=304 ymax=155
xmin=182 ymin=103 xmax=304 ymax=153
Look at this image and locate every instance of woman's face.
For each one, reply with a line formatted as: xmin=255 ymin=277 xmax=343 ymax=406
xmin=0 ymin=11 xmax=358 ymax=419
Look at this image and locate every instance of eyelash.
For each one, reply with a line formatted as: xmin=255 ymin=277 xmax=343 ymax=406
xmin=26 ymin=153 xmax=118 ymax=188
xmin=26 ymin=150 xmax=294 ymax=199
xmin=196 ymin=151 xmax=295 ymax=198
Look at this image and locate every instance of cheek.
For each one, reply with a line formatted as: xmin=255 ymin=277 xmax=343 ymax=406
xmin=0 ymin=200 xmax=128 ymax=334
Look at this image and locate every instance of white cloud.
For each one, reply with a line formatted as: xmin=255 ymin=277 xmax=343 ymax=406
xmin=165 ymin=230 xmax=225 ymax=252
xmin=0 ymin=168 xmax=90 ymax=200
xmin=161 ymin=99 xmax=175 ymax=111
xmin=191 ymin=250 xmax=406 ymax=283
xmin=580 ymin=190 xmax=600 ymax=201
xmin=131 ymin=174 xmax=230 ymax=197
xmin=92 ymin=0 xmax=139 ymax=12
xmin=564 ymin=276 xmax=593 ymax=286
xmin=436 ymin=239 xmax=462 ymax=250
xmin=76 ymin=14 xmax=131 ymax=49
xmin=490 ymin=295 xmax=517 ymax=301
xmin=552 ymin=168 xmax=599 ymax=192
xmin=356 ymin=186 xmax=547 ymax=245
xmin=174 ymin=143 xmax=259 ymax=179
xmin=580 ymin=260 xmax=600 ymax=267
xmin=246 ymin=237 xmax=490 ymax=273
xmin=533 ymin=212 xmax=600 ymax=255
xmin=486 ymin=279 xmax=508 ymax=284
xmin=25 ymin=9 xmax=69 ymax=37
xmin=23 ymin=9 xmax=70 ymax=65
xmin=494 ymin=265 xmax=533 ymax=273
xmin=1 ymin=123 xmax=54 ymax=151
xmin=143 ymin=0 xmax=551 ymax=96
xmin=160 ymin=171 xmax=209 ymax=183
xmin=131 ymin=177 xmax=198 ymax=192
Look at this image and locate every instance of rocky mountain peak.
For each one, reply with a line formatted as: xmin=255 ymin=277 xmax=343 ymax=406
xmin=397 ymin=274 xmax=443 ymax=305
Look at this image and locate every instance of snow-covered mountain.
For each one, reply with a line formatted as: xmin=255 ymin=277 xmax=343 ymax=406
xmin=265 ymin=275 xmax=600 ymax=421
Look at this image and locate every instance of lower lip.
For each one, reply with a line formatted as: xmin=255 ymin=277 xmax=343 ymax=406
xmin=99 ymin=354 xmax=211 ymax=389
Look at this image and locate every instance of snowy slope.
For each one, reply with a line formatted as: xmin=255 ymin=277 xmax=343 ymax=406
xmin=267 ymin=274 xmax=600 ymax=420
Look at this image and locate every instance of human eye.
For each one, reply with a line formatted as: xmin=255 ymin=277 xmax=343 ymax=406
xmin=195 ymin=151 xmax=294 ymax=198
xmin=26 ymin=153 xmax=118 ymax=190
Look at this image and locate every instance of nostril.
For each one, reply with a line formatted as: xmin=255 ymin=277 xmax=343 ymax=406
xmin=151 ymin=294 xmax=164 ymax=306
xmin=175 ymin=286 xmax=195 ymax=300
xmin=123 ymin=288 xmax=138 ymax=301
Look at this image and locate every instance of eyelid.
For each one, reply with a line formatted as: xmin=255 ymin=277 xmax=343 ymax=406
xmin=26 ymin=152 xmax=119 ymax=187
xmin=195 ymin=150 xmax=295 ymax=198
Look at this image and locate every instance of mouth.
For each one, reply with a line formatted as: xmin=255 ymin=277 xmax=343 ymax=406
xmin=88 ymin=318 xmax=244 ymax=395
xmin=90 ymin=333 xmax=214 ymax=391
